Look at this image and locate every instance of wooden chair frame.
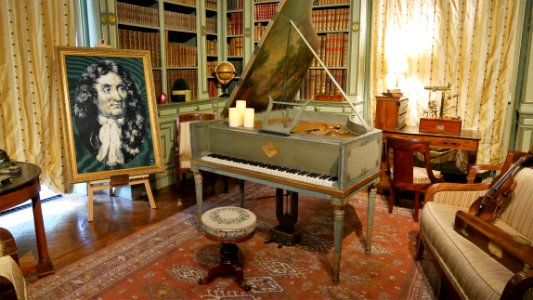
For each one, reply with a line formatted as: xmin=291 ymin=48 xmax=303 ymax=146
xmin=174 ymin=113 xmax=216 ymax=190
xmin=385 ymin=137 xmax=443 ymax=221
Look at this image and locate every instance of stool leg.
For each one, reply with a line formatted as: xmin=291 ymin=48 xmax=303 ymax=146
xmin=199 ymin=243 xmax=251 ymax=291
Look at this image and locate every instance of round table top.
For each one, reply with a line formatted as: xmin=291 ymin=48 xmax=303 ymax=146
xmin=0 ymin=162 xmax=41 ymax=196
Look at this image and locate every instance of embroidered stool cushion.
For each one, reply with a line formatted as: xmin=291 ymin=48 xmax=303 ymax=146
xmin=201 ymin=206 xmax=256 ymax=242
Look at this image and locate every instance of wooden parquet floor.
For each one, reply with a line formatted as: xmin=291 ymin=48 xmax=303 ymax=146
xmin=0 ymin=178 xmax=227 ymax=281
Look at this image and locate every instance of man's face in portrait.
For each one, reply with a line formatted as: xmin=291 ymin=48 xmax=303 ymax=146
xmin=94 ymin=72 xmax=127 ymax=118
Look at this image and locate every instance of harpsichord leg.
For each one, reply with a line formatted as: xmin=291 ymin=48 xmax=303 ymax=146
xmin=366 ymin=183 xmax=377 ymax=254
xmin=332 ymin=205 xmax=345 ymax=284
xmin=193 ymin=171 xmax=204 ymax=222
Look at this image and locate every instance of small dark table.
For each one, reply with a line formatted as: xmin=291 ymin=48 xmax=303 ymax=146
xmin=0 ymin=162 xmax=54 ymax=277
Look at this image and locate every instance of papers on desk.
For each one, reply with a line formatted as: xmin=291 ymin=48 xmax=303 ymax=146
xmin=0 ymin=174 xmax=12 ymax=185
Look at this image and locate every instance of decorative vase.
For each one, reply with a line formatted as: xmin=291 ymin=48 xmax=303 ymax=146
xmin=158 ymin=92 xmax=168 ymax=104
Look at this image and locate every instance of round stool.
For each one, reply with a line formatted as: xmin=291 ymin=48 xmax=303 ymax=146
xmin=198 ymin=206 xmax=256 ymax=291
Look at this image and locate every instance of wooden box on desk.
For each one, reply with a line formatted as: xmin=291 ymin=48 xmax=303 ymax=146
xmin=419 ymin=118 xmax=462 ymax=134
xmin=374 ymin=94 xmax=408 ymax=131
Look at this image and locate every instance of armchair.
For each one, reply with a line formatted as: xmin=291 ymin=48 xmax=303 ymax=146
xmin=385 ymin=137 xmax=443 ymax=221
xmin=0 ymin=227 xmax=26 ymax=300
xmin=416 ymin=151 xmax=533 ymax=299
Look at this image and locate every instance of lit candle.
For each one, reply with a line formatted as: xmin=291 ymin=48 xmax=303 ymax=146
xmin=243 ymin=108 xmax=255 ymax=128
xmin=236 ymin=100 xmax=247 ymax=114
xmin=235 ymin=100 xmax=246 ymax=126
xmin=228 ymin=107 xmax=240 ymax=127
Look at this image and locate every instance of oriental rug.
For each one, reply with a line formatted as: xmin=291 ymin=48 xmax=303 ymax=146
xmin=28 ymin=183 xmax=435 ymax=299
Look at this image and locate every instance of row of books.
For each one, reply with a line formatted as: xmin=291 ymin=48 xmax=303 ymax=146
xmin=227 ymin=12 xmax=243 ymax=36
xmin=167 ymin=69 xmax=198 ymax=100
xmin=206 ymin=61 xmax=218 ymax=76
xmin=312 ymin=32 xmax=349 ymax=68
xmin=313 ymin=0 xmax=350 ymax=6
xmin=225 ymin=81 xmax=240 ymax=96
xmin=118 ymin=29 xmax=161 ymax=68
xmin=254 ymin=23 xmax=269 ymax=42
xmin=206 ymin=16 xmax=217 ymax=35
xmin=227 ymin=37 xmax=244 ymax=57
xmin=166 ymin=43 xmax=197 ymax=68
xmin=205 ymin=0 xmax=217 ymax=10
xmin=116 ymin=2 xmax=158 ymax=27
xmin=227 ymin=0 xmax=243 ymax=11
xmin=152 ymin=70 xmax=162 ymax=100
xmin=300 ymin=69 xmax=347 ymax=100
xmin=166 ymin=0 xmax=196 ymax=7
xmin=164 ymin=11 xmax=196 ymax=32
xmin=312 ymin=8 xmax=350 ymax=32
xmin=206 ymin=40 xmax=217 ymax=56
xmin=254 ymin=3 xmax=278 ymax=21
xmin=207 ymin=79 xmax=219 ymax=97
xmin=228 ymin=59 xmax=244 ymax=76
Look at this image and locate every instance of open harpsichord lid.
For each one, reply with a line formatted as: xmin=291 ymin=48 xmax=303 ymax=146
xmin=222 ymin=0 xmax=318 ymax=117
xmin=221 ymin=0 xmax=371 ymax=135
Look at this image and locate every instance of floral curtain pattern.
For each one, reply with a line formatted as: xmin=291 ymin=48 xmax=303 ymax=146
xmin=371 ymin=0 xmax=524 ymax=164
xmin=0 ymin=0 xmax=76 ymax=192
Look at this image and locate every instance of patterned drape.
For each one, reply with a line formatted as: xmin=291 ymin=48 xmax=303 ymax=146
xmin=0 ymin=0 xmax=76 ymax=192
xmin=371 ymin=0 xmax=524 ymax=164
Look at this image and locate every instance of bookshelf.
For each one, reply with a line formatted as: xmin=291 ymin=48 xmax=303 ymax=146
xmin=304 ymin=1 xmax=351 ymax=101
xmin=224 ymin=0 xmax=246 ymax=96
xmin=246 ymin=0 xmax=370 ymax=117
xmin=103 ymin=0 xmax=222 ymax=101
xmin=205 ymin=0 xmax=219 ymax=97
xmin=103 ymin=0 xmax=371 ymax=112
xmin=253 ymin=0 xmax=279 ymax=44
xmin=164 ymin=1 xmax=199 ymax=100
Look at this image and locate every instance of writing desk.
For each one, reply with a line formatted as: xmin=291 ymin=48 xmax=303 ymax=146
xmin=0 ymin=162 xmax=54 ymax=277
xmin=379 ymin=126 xmax=481 ymax=191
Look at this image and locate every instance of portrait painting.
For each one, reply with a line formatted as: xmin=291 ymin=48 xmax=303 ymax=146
xmin=58 ymin=47 xmax=164 ymax=184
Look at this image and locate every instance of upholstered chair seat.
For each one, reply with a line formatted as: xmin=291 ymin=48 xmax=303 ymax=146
xmin=201 ymin=206 xmax=256 ymax=242
xmin=417 ymin=151 xmax=533 ymax=299
xmin=199 ymin=206 xmax=256 ymax=291
xmin=0 ymin=228 xmax=27 ymax=300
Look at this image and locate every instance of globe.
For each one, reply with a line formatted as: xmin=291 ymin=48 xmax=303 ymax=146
xmin=214 ymin=61 xmax=236 ymax=97
xmin=214 ymin=62 xmax=236 ymax=85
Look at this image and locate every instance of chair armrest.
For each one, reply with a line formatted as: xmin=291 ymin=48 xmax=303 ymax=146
xmin=0 ymin=228 xmax=18 ymax=264
xmin=467 ymin=164 xmax=503 ymax=183
xmin=454 ymin=211 xmax=533 ymax=273
xmin=502 ymin=270 xmax=533 ymax=300
xmin=425 ymin=182 xmax=489 ymax=208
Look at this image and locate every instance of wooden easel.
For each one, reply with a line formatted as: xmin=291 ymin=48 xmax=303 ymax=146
xmin=85 ymin=40 xmax=157 ymax=222
xmin=87 ymin=174 xmax=156 ymax=222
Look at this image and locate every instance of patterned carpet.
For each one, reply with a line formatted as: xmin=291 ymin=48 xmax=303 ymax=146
xmin=28 ymin=183 xmax=435 ymax=299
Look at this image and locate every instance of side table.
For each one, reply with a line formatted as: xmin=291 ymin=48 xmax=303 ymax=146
xmin=0 ymin=162 xmax=54 ymax=277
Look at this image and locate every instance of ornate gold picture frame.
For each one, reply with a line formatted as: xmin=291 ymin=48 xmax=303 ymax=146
xmin=58 ymin=47 xmax=163 ymax=184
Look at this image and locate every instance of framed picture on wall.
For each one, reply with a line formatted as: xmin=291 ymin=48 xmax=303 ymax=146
xmin=58 ymin=47 xmax=164 ymax=184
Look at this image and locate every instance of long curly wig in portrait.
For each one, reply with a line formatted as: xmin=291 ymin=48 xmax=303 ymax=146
xmin=73 ymin=60 xmax=146 ymax=165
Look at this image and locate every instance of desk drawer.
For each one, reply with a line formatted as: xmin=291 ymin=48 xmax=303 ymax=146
xmin=385 ymin=133 xmax=478 ymax=151
xmin=398 ymin=98 xmax=408 ymax=115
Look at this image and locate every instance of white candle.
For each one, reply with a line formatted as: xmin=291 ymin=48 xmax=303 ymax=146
xmin=235 ymin=100 xmax=246 ymax=126
xmin=236 ymin=100 xmax=246 ymax=114
xmin=243 ymin=108 xmax=255 ymax=128
xmin=228 ymin=107 xmax=241 ymax=127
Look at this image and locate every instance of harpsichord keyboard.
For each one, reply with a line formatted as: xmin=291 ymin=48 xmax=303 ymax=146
xmin=200 ymin=154 xmax=338 ymax=188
